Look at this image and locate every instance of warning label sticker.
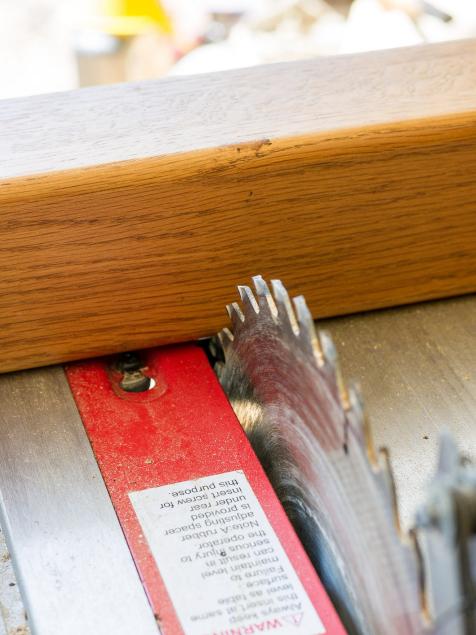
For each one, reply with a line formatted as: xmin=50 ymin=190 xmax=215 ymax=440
xmin=130 ymin=470 xmax=325 ymax=635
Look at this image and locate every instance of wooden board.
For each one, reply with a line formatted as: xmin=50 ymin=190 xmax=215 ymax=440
xmin=1 ymin=39 xmax=476 ymax=372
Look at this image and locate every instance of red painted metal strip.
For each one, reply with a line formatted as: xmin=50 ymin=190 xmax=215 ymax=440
xmin=66 ymin=344 xmax=345 ymax=634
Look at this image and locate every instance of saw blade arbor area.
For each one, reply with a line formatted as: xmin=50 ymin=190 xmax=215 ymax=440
xmin=215 ymin=276 xmax=476 ymax=635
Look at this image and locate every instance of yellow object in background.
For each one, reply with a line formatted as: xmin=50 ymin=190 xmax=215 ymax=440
xmin=95 ymin=0 xmax=173 ymax=36
xmin=77 ymin=0 xmax=175 ymax=87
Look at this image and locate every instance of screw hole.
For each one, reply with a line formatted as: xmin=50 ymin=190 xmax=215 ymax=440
xmin=120 ymin=370 xmax=157 ymax=393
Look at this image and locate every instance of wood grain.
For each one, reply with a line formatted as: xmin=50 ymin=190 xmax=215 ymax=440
xmin=1 ymin=39 xmax=476 ymax=373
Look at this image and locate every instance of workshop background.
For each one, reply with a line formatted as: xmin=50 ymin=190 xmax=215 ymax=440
xmin=0 ymin=0 xmax=475 ymax=537
xmin=0 ymin=0 xmax=474 ymax=100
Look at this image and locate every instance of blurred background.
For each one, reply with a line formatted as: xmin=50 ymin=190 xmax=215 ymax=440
xmin=0 ymin=0 xmax=474 ymax=100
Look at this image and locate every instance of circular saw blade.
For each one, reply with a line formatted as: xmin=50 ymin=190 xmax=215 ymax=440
xmin=216 ymin=276 xmax=424 ymax=635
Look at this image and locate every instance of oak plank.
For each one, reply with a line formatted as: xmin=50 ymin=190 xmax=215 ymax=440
xmin=1 ymin=40 xmax=476 ymax=372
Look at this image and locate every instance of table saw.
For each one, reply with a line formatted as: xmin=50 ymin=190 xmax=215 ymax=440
xmin=0 ymin=39 xmax=475 ymax=635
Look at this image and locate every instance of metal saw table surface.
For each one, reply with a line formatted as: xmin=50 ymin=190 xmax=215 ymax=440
xmin=0 ymin=293 xmax=475 ymax=633
xmin=324 ymin=293 xmax=476 ymax=529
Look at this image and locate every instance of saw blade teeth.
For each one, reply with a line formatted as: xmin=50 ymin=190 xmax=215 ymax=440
xmin=293 ymin=295 xmax=324 ymax=365
xmin=318 ymin=329 xmax=337 ymax=365
xmin=378 ymin=447 xmax=403 ymax=535
xmin=346 ymin=381 xmax=365 ymax=438
xmin=348 ymin=381 xmax=364 ymax=419
xmin=214 ymin=361 xmax=225 ymax=379
xmin=319 ymin=330 xmax=350 ymax=409
xmin=270 ymin=279 xmax=300 ymax=336
xmin=347 ymin=381 xmax=378 ymax=466
xmin=227 ymin=302 xmax=245 ymax=329
xmin=218 ymin=327 xmax=234 ymax=354
xmin=408 ymin=528 xmax=429 ymax=622
xmin=252 ymin=275 xmax=278 ymax=320
xmin=219 ymin=277 xmax=429 ymax=630
xmin=237 ymin=285 xmax=260 ymax=316
xmin=413 ymin=434 xmax=476 ymax=624
xmin=436 ymin=429 xmax=459 ymax=475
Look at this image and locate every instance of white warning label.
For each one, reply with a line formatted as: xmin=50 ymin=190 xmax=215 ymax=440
xmin=130 ymin=470 xmax=325 ymax=635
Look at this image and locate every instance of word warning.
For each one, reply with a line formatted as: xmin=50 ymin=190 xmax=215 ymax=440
xmin=130 ymin=470 xmax=325 ymax=635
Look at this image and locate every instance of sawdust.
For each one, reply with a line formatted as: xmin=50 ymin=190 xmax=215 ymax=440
xmin=1 ymin=528 xmax=29 ymax=635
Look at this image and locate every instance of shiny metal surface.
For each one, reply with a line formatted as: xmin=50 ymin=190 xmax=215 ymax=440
xmin=217 ymin=277 xmax=423 ymax=635
xmin=218 ymin=279 xmax=476 ymax=635
xmin=322 ymin=295 xmax=476 ymax=530
xmin=0 ymin=366 xmax=158 ymax=635
xmin=414 ymin=433 xmax=476 ymax=634
xmin=0 ymin=526 xmax=28 ymax=635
